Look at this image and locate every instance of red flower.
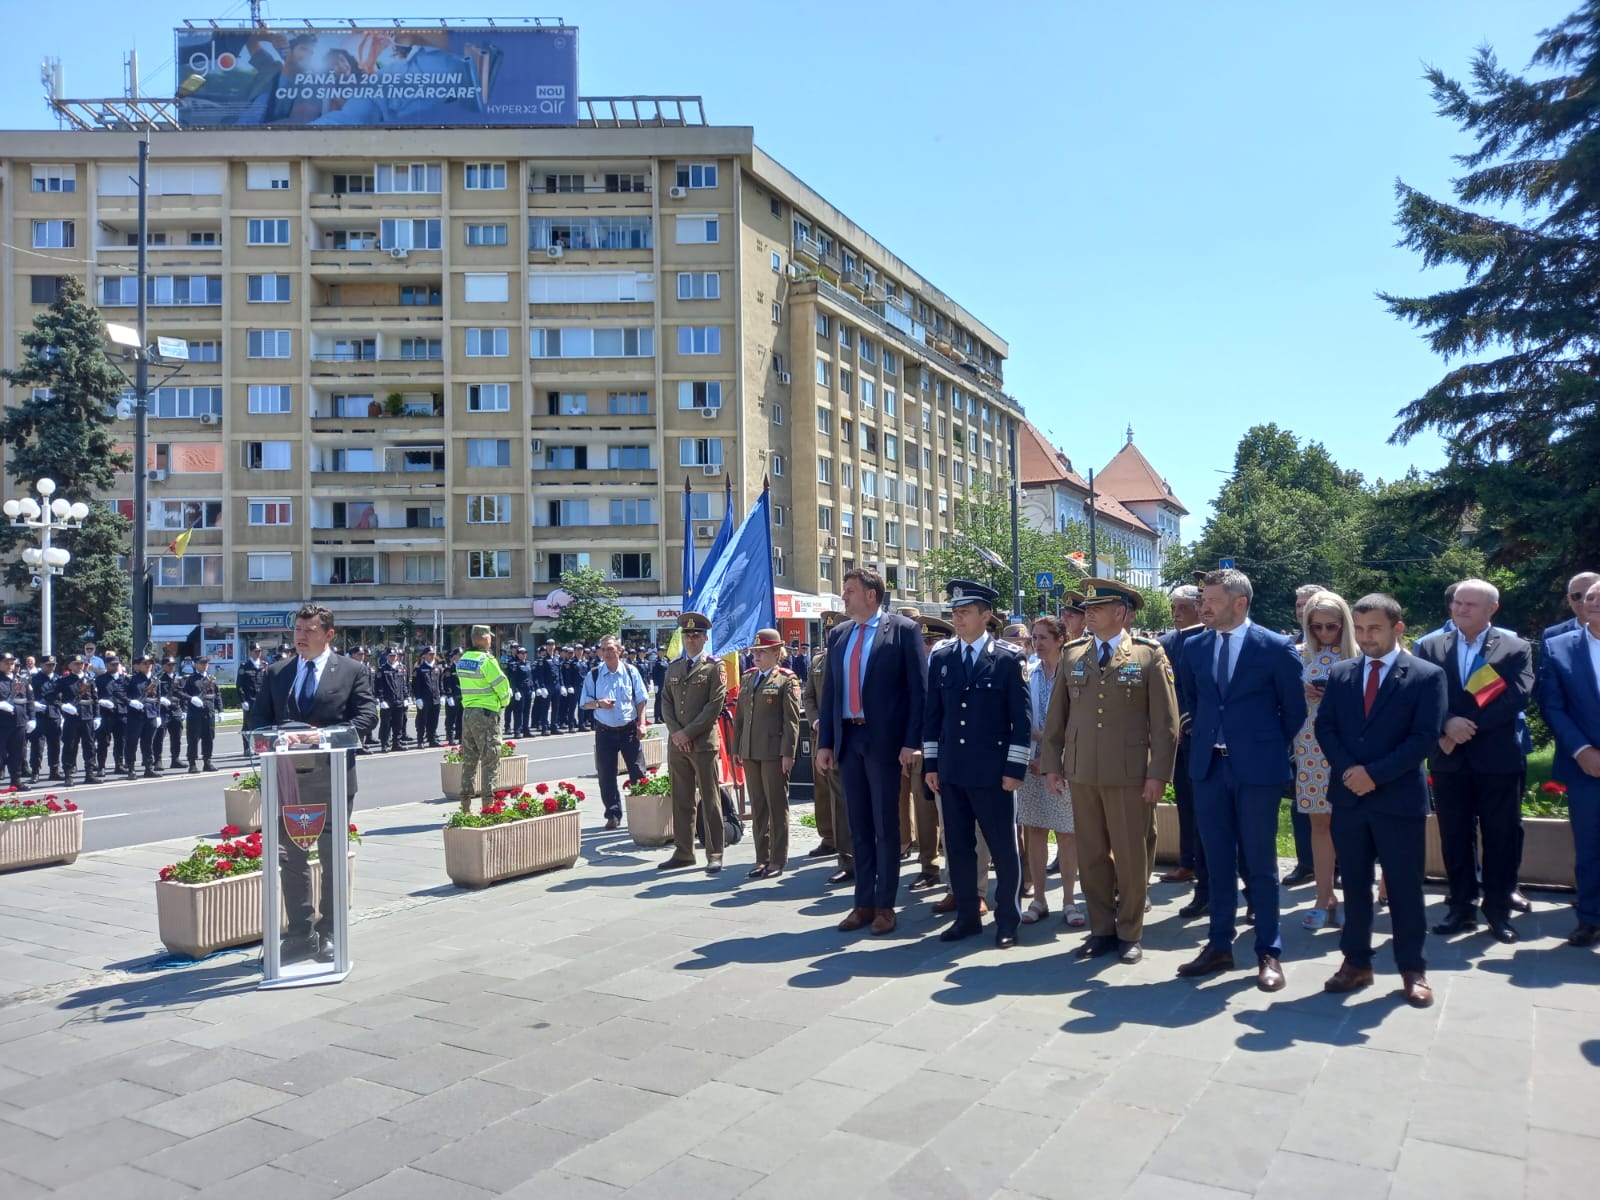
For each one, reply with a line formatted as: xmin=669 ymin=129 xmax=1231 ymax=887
xmin=45 ymin=800 xmax=62 ymax=813
xmin=220 ymin=824 xmax=241 ymax=837
xmin=575 ymin=790 xmax=585 ymax=801
xmin=349 ymin=823 xmax=359 ymax=834
xmin=1542 ymin=781 xmax=1568 ymax=795
xmin=64 ymin=801 xmax=78 ymax=812
xmin=543 ymin=796 xmax=559 ymax=813
xmin=505 ymin=740 xmax=517 ymax=750
xmin=159 ymin=866 xmax=175 ymax=881
xmin=232 ymin=772 xmax=241 ymax=780
xmin=43 ymin=793 xmax=57 ymax=801
xmin=535 ymin=783 xmax=549 ymax=795
xmin=215 ymin=860 xmax=234 ymax=873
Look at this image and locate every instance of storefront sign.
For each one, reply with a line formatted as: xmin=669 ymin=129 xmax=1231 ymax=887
xmin=238 ymin=611 xmax=294 ymax=630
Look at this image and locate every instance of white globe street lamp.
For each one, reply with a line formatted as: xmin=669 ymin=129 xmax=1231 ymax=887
xmin=5 ymin=477 xmax=87 ymax=657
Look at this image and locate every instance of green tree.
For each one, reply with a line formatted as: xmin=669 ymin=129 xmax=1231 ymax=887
xmin=1381 ymin=3 xmax=1600 ymax=629
xmin=923 ymin=484 xmax=1123 ymax=616
xmin=0 ymin=276 xmax=132 ymax=653
xmin=552 ymin=565 xmax=627 ymax=645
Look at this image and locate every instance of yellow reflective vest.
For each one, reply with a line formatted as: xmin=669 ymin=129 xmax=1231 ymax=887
xmin=456 ymin=650 xmax=511 ymax=711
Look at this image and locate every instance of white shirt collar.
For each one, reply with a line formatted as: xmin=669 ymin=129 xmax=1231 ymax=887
xmin=299 ymin=647 xmax=333 ymax=674
xmin=1366 ymin=645 xmax=1402 ymax=671
xmin=1095 ymin=631 xmax=1124 ymax=655
xmin=960 ymin=632 xmax=990 ymax=656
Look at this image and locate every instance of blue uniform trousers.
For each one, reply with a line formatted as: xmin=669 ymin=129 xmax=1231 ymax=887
xmin=942 ymin=782 xmax=1021 ymax=933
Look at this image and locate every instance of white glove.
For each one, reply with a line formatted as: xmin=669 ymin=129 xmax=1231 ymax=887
xmin=159 ymin=697 xmax=171 ymax=708
xmin=26 ymin=720 xmax=35 ymax=734
xmin=538 ymin=688 xmax=548 ymax=699
xmin=0 ymin=701 xmax=13 ymax=714
xmin=560 ymin=687 xmax=570 ymax=697
xmin=241 ymin=702 xmax=249 ymax=711
xmin=61 ymin=703 xmax=78 ymax=717
xmin=514 ymin=692 xmax=522 ymax=701
xmin=132 ymin=699 xmax=147 ymax=711
xmin=98 ymin=699 xmax=113 ymax=710
xmin=445 ymin=697 xmax=454 ymax=707
xmin=93 ymin=718 xmax=102 ymax=730
xmin=379 ymin=700 xmax=389 ymax=710
xmin=32 ymin=701 xmax=44 ymax=711
xmin=190 ymin=695 xmax=204 ymax=709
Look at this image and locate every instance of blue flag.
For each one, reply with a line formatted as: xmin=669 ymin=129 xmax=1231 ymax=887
xmin=691 ymin=495 xmax=735 ymax=604
xmin=696 ymin=487 xmax=776 ymax=657
xmin=681 ymin=482 xmax=696 ymax=609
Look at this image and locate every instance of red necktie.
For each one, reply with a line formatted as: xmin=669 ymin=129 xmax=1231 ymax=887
xmin=1363 ymin=660 xmax=1381 ymax=716
xmin=847 ymin=624 xmax=867 ymax=717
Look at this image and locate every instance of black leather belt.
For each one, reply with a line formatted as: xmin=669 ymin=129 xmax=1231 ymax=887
xmin=845 ymin=717 xmax=867 ymax=726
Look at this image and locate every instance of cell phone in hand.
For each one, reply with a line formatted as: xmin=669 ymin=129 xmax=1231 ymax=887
xmin=1312 ymin=679 xmax=1328 ymax=692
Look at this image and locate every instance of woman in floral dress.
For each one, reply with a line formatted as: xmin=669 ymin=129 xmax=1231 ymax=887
xmin=1295 ymin=590 xmax=1358 ymax=929
xmin=1018 ymin=616 xmax=1083 ymax=927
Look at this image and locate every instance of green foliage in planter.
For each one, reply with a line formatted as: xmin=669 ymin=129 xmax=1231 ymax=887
xmin=447 ymin=782 xmax=579 ymax=828
xmin=0 ymin=792 xmax=80 ymax=820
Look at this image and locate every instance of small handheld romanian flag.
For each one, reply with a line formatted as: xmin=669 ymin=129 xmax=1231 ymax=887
xmin=167 ymin=526 xmax=193 ymax=558
xmin=1465 ymin=656 xmax=1507 ymax=708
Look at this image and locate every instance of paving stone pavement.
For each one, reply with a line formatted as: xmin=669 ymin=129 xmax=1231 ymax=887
xmin=1 ymin=779 xmax=1597 ymax=1197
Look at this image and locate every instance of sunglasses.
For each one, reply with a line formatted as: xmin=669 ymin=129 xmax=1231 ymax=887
xmin=1571 ymin=592 xmax=1590 ymax=601
xmin=1308 ymin=621 xmax=1343 ymax=632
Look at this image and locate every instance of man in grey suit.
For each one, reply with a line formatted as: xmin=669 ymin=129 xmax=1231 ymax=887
xmin=247 ymin=604 xmax=379 ymax=964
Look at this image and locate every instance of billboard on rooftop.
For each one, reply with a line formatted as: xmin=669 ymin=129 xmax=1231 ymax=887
xmin=174 ymin=24 xmax=579 ymax=127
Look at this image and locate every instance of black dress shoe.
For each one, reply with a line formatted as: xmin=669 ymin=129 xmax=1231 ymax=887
xmin=1508 ymin=890 xmax=1532 ymax=914
xmin=1567 ymin=923 xmax=1600 ymax=948
xmin=908 ymin=872 xmax=942 ymax=892
xmin=826 ymin=868 xmax=855 ymax=886
xmin=995 ymin=930 xmax=1018 ymax=950
xmin=1118 ymin=941 xmax=1143 ymax=964
xmin=1281 ymin=864 xmax=1314 ymax=887
xmin=1486 ymin=919 xmax=1518 ymax=944
xmin=807 ymin=843 xmax=837 ymax=859
xmin=1178 ymin=896 xmax=1211 ymax=919
xmin=1177 ymin=945 xmax=1236 ymax=977
xmin=314 ymin=934 xmax=336 ymax=964
xmin=280 ymin=933 xmax=318 ymax=964
xmin=1074 ymin=934 xmax=1119 ymax=960
xmin=940 ymin=920 xmax=983 ymax=943
xmin=1432 ymin=912 xmax=1479 ymax=936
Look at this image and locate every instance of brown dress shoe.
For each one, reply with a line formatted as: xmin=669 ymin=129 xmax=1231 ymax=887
xmin=1176 ymin=945 xmax=1235 ymax=977
xmin=1158 ymin=867 xmax=1197 ymax=884
xmin=1257 ymin=955 xmax=1286 ymax=993
xmin=870 ymin=908 xmax=897 ymax=935
xmin=1323 ymin=959 xmax=1375 ymax=994
xmin=837 ymin=907 xmax=873 ymax=932
xmin=1400 ymin=971 xmax=1434 ymax=1008
xmin=931 ymin=893 xmax=988 ymax=916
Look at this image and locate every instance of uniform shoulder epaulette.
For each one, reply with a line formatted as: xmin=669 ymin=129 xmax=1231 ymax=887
xmin=1065 ymin=636 xmax=1091 ymax=648
xmin=1132 ymin=635 xmax=1162 ymax=649
xmin=775 ymin=665 xmax=794 ymax=675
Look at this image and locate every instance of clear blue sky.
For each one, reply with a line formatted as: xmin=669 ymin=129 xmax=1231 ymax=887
xmin=2 ymin=1 xmax=1576 ymax=529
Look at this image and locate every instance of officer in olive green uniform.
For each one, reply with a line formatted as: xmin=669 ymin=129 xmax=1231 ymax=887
xmin=734 ymin=628 xmax=802 ymax=879
xmin=1040 ymin=578 xmax=1179 ymax=964
xmin=660 ymin=611 xmax=729 ymax=874
xmin=804 ymin=610 xmax=854 ymax=881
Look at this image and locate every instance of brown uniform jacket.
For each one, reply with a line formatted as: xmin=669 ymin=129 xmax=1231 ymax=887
xmin=1039 ymin=635 xmax=1179 ymax=787
xmin=734 ymin=666 xmax=802 ymax=760
xmin=802 ymin=649 xmax=828 ymax=725
xmin=662 ymin=653 xmax=727 ymax=752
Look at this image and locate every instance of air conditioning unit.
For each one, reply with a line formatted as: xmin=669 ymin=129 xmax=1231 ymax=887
xmin=198 ymin=412 xmax=220 ymax=425
xmin=388 ymin=246 xmax=409 ymax=259
xmin=701 ymin=463 xmax=720 ymax=477
xmin=546 ymin=245 xmax=565 ymax=259
xmin=695 ymin=523 xmax=717 ymax=539
xmin=862 ymin=539 xmax=878 ymax=552
xmin=776 ymin=371 xmax=791 ymax=385
xmin=668 ymin=186 xmax=688 ymax=200
xmin=699 ymin=405 xmax=720 ymax=419
xmin=147 ymin=469 xmax=167 ymax=482
xmin=827 ymin=536 xmax=838 ymax=549
xmin=530 ymin=438 xmax=542 ymax=451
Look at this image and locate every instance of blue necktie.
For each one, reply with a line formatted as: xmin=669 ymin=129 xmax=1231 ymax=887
xmin=1215 ymin=631 xmax=1232 ymax=694
xmin=296 ymin=661 xmax=318 ymax=712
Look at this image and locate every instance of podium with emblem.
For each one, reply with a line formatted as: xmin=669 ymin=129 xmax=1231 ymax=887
xmin=253 ymin=723 xmax=359 ymax=989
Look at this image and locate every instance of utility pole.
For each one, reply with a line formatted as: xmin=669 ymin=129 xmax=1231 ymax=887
xmin=131 ymin=137 xmax=150 ymax=656
xmin=1086 ymin=468 xmax=1099 ymax=577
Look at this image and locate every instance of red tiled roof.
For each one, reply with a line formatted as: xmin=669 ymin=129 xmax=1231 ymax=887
xmin=1098 ymin=440 xmax=1188 ymax=514
xmin=1018 ymin=421 xmax=1089 ymax=489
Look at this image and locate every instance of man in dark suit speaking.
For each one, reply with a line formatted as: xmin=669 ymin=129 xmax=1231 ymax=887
xmin=247 ymin=604 xmax=379 ymax=963
xmin=1314 ymin=594 xmax=1447 ymax=1007
xmin=815 ymin=567 xmax=927 ymax=936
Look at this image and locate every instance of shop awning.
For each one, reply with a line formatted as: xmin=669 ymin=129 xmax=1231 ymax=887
xmin=151 ymin=623 xmax=198 ymax=641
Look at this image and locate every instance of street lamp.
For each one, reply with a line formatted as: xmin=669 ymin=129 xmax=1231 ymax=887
xmin=4 ymin=478 xmax=90 ymax=657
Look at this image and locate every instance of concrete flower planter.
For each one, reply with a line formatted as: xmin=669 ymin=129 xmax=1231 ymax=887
xmin=642 ymin=735 xmax=666 ymax=771
xmin=443 ymin=809 xmax=580 ymax=888
xmin=154 ymin=853 xmax=356 ymax=959
xmin=441 ymin=754 xmax=528 ymax=801
xmin=223 ymin=788 xmax=262 ymax=833
xmin=626 ymin=792 xmax=674 ymax=847
xmin=1424 ymin=813 xmax=1575 ymax=890
xmin=0 ymin=810 xmax=83 ymax=873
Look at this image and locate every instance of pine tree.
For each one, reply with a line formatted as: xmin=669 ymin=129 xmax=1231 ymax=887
xmin=0 ymin=276 xmax=133 ymax=653
xmin=1381 ymin=3 xmax=1600 ymax=615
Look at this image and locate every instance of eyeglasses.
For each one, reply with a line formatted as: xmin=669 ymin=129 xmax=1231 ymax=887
xmin=1308 ymin=621 xmax=1343 ymax=633
xmin=1571 ymin=592 xmax=1589 ymax=601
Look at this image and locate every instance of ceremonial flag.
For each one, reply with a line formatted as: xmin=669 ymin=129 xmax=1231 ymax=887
xmin=696 ymin=484 xmax=776 ymax=658
xmin=681 ymin=480 xmax=696 ymax=608
xmin=168 ymin=526 xmax=193 ymax=558
xmin=1465 ymin=655 xmax=1507 ymax=708
xmin=691 ymin=475 xmax=735 ymax=607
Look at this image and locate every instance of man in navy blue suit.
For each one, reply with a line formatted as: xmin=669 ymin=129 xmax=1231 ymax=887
xmin=816 ymin=567 xmax=927 ymax=937
xmin=1537 ymin=577 xmax=1600 ymax=947
xmin=1176 ymin=568 xmax=1307 ymax=992
xmin=922 ymin=580 xmax=1031 ymax=949
xmin=1541 ymin=571 xmax=1599 ymax=649
xmin=1314 ymin=594 xmax=1446 ymax=1006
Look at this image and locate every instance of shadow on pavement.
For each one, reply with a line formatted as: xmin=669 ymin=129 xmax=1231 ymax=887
xmin=56 ymin=960 xmax=259 ymax=1020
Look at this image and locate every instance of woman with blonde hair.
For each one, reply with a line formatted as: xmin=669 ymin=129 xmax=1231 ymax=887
xmin=1018 ymin=615 xmax=1084 ymax=926
xmin=1296 ymin=589 xmax=1358 ymax=929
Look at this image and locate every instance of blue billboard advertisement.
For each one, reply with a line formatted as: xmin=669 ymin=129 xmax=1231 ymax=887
xmin=175 ymin=25 xmax=579 ymax=127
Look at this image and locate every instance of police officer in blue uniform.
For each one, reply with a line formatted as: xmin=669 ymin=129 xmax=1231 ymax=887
xmin=506 ymin=645 xmax=535 ymax=737
xmin=922 ymin=580 xmax=1032 ymax=949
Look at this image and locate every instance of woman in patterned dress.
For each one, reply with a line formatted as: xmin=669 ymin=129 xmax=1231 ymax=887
xmin=1018 ymin=616 xmax=1084 ymax=926
xmin=1296 ymin=590 xmax=1358 ymax=929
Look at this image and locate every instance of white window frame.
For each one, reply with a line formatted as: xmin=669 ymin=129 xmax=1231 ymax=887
xmin=467 ymin=550 xmax=513 ymax=579
xmin=675 ymin=163 xmax=719 ymax=189
xmin=463 ymin=272 xmax=509 ymax=303
xmin=247 ymin=498 xmax=293 ymax=527
xmin=674 ymin=215 xmax=720 ymax=245
xmin=246 ymin=552 xmax=294 ymax=582
xmin=247 ymin=274 xmax=291 ymax=303
xmin=677 ymin=326 xmax=721 ymax=356
xmin=676 ymin=271 xmax=721 ymax=300
xmin=466 ymin=438 xmax=512 ymax=468
xmin=466 ymin=494 xmax=511 ymax=524
xmin=465 ymin=328 xmax=510 ymax=358
xmin=247 ymin=385 xmax=292 ymax=414
xmin=31 ymin=164 xmax=76 ymax=193
xmin=466 ymin=383 xmax=511 ymax=413
xmin=463 ymin=162 xmax=507 ymax=190
xmin=465 ymin=223 xmax=508 ymax=246
xmin=247 ymin=329 xmax=292 ymax=359
xmin=246 ymin=218 xmax=290 ymax=246
xmin=31 ymin=220 xmax=75 ymax=249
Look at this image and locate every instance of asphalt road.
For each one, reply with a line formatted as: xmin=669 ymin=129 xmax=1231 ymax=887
xmin=63 ymin=729 xmax=597 ymax=852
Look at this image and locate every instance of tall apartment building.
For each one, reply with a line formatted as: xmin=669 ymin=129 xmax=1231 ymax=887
xmin=2 ymin=113 xmax=1020 ymax=666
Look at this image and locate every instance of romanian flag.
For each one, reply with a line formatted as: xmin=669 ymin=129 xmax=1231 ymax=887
xmin=1465 ymin=656 xmax=1507 ymax=708
xmin=167 ymin=526 xmax=193 ymax=558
